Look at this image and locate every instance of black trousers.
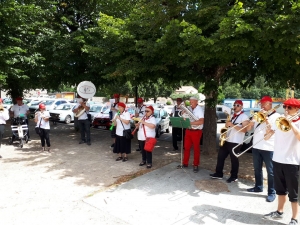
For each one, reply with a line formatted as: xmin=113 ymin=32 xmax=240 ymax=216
xmin=39 ymin=128 xmax=50 ymax=147
xmin=78 ymin=119 xmax=91 ymax=142
xmin=0 ymin=124 xmax=5 ymax=147
xmin=215 ymin=141 xmax=241 ymax=179
xmin=172 ymin=127 xmax=185 ymax=150
xmin=139 ymin=140 xmax=152 ymax=164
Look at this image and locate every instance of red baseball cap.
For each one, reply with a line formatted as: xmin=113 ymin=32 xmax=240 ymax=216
xmin=39 ymin=103 xmax=46 ymax=109
xmin=113 ymin=93 xmax=120 ymax=98
xmin=260 ymin=96 xmax=272 ymax=103
xmin=234 ymin=100 xmax=243 ymax=106
xmin=16 ymin=97 xmax=23 ymax=101
xmin=283 ymin=98 xmax=300 ymax=108
xmin=137 ymin=98 xmax=144 ymax=103
xmin=118 ymin=102 xmax=126 ymax=109
xmin=145 ymin=105 xmax=154 ymax=113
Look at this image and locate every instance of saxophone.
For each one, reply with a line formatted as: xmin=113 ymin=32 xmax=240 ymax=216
xmin=219 ymin=111 xmax=231 ymax=146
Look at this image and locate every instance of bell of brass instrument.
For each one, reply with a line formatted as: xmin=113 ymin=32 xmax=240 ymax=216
xmin=178 ymin=102 xmax=201 ymax=129
xmin=275 ymin=112 xmax=300 ymax=132
xmin=0 ymin=105 xmax=4 ymax=111
xmin=219 ymin=111 xmax=231 ymax=146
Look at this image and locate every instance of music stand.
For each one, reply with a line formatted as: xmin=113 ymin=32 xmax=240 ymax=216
xmin=169 ymin=117 xmax=191 ymax=168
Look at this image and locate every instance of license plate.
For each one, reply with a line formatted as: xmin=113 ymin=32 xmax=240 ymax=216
xmin=98 ymin=126 xmax=106 ymax=129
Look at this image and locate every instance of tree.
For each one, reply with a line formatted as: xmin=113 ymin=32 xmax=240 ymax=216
xmin=104 ymin=0 xmax=300 ymax=154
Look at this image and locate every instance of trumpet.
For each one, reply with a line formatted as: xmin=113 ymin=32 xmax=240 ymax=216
xmin=276 ymin=112 xmax=300 ymax=132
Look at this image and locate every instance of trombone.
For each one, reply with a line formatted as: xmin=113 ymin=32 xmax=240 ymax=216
xmin=275 ymin=111 xmax=300 ymax=132
xmin=232 ymin=104 xmax=283 ymax=157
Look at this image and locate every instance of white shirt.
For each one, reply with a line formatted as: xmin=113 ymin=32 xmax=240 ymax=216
xmin=0 ymin=108 xmax=9 ymax=124
xmin=252 ymin=112 xmax=280 ymax=151
xmin=273 ymin=119 xmax=300 ymax=165
xmin=135 ymin=105 xmax=146 ymax=118
xmin=36 ymin=111 xmax=50 ymax=129
xmin=10 ymin=104 xmax=29 ymax=118
xmin=74 ymin=102 xmax=90 ymax=120
xmin=137 ymin=116 xmax=157 ymax=140
xmin=115 ymin=111 xmax=131 ymax=136
xmin=227 ymin=111 xmax=249 ymax=144
xmin=187 ymin=105 xmax=204 ymax=130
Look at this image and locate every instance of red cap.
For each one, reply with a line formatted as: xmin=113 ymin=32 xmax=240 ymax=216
xmin=113 ymin=93 xmax=120 ymax=98
xmin=283 ymin=98 xmax=300 ymax=108
xmin=39 ymin=103 xmax=46 ymax=109
xmin=176 ymin=98 xmax=183 ymax=101
xmin=234 ymin=100 xmax=243 ymax=106
xmin=0 ymin=98 xmax=2 ymax=103
xmin=260 ymin=96 xmax=272 ymax=103
xmin=118 ymin=102 xmax=126 ymax=109
xmin=137 ymin=98 xmax=144 ymax=103
xmin=145 ymin=105 xmax=154 ymax=113
xmin=16 ymin=97 xmax=23 ymax=101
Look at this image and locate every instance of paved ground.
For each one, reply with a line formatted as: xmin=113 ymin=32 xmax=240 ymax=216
xmin=0 ymin=121 xmax=297 ymax=225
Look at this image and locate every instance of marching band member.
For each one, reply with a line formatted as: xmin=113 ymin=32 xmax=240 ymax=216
xmin=178 ymin=96 xmax=204 ymax=173
xmin=170 ymin=98 xmax=185 ymax=151
xmin=0 ymin=98 xmax=9 ymax=158
xmin=34 ymin=103 xmax=51 ymax=152
xmin=110 ymin=93 xmax=120 ymax=148
xmin=210 ymin=100 xmax=249 ymax=183
xmin=246 ymin=96 xmax=280 ymax=202
xmin=263 ymin=98 xmax=300 ymax=225
xmin=113 ymin=102 xmax=131 ymax=162
xmin=135 ymin=97 xmax=146 ymax=151
xmin=136 ymin=105 xmax=156 ymax=168
xmin=73 ymin=95 xmax=91 ymax=145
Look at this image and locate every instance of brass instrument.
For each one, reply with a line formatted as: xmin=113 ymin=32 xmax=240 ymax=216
xmin=275 ymin=112 xmax=300 ymax=132
xmin=219 ymin=111 xmax=231 ymax=146
xmin=74 ymin=81 xmax=96 ymax=117
xmin=74 ymin=99 xmax=87 ymax=117
xmin=0 ymin=105 xmax=4 ymax=111
xmin=232 ymin=104 xmax=283 ymax=158
xmin=131 ymin=116 xmax=145 ymax=135
xmin=178 ymin=102 xmax=201 ymax=129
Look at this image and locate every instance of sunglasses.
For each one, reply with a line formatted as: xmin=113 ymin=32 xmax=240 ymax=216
xmin=145 ymin=110 xmax=151 ymax=113
xmin=283 ymin=105 xmax=293 ymax=110
xmin=233 ymin=104 xmax=241 ymax=107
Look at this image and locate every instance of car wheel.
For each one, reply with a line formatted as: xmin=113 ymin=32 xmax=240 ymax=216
xmin=166 ymin=127 xmax=170 ymax=133
xmin=156 ymin=126 xmax=161 ymax=138
xmin=65 ymin=115 xmax=71 ymax=124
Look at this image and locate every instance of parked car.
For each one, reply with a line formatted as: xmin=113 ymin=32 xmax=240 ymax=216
xmin=89 ymin=104 xmax=109 ymax=121
xmin=49 ymin=103 xmax=77 ymax=124
xmin=153 ymin=108 xmax=170 ymax=137
xmin=2 ymin=98 xmax=13 ymax=109
xmin=29 ymin=99 xmax=46 ymax=117
xmin=29 ymin=98 xmax=69 ymax=117
xmin=92 ymin=108 xmax=111 ymax=130
xmin=216 ymin=105 xmax=229 ymax=122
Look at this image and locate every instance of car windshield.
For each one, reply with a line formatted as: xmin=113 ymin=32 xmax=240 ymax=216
xmin=56 ymin=104 xmax=72 ymax=110
xmin=153 ymin=109 xmax=159 ymax=118
xmin=31 ymin=101 xmax=41 ymax=106
xmin=103 ymin=108 xmax=110 ymax=114
xmin=90 ymin=105 xmax=103 ymax=112
xmin=44 ymin=100 xmax=55 ymax=105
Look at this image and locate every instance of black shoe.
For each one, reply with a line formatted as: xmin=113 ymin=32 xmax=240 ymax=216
xmin=147 ymin=164 xmax=152 ymax=169
xmin=139 ymin=161 xmax=146 ymax=166
xmin=136 ymin=148 xmax=141 ymax=151
xmin=27 ymin=138 xmax=31 ymax=141
xmin=122 ymin=157 xmax=128 ymax=162
xmin=193 ymin=166 xmax=199 ymax=173
xmin=226 ymin=177 xmax=238 ymax=183
xmin=177 ymin=164 xmax=188 ymax=169
xmin=79 ymin=140 xmax=86 ymax=144
xmin=210 ymin=173 xmax=223 ymax=179
xmin=110 ymin=143 xmax=115 ymax=148
xmin=247 ymin=187 xmax=263 ymax=193
xmin=173 ymin=148 xmax=178 ymax=151
xmin=116 ymin=157 xmax=123 ymax=161
xmin=87 ymin=142 xmax=91 ymax=146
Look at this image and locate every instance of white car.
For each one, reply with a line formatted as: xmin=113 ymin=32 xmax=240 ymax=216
xmin=49 ymin=103 xmax=77 ymax=124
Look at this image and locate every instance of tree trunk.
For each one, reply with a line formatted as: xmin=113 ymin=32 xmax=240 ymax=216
xmin=201 ymin=66 xmax=226 ymax=155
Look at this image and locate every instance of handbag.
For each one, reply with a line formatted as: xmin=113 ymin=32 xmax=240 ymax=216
xmin=143 ymin=124 xmax=157 ymax=152
xmin=35 ymin=117 xmax=42 ymax=134
xmin=120 ymin=116 xmax=133 ymax=140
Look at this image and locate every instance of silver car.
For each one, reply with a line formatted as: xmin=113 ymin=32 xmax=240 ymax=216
xmin=49 ymin=103 xmax=77 ymax=124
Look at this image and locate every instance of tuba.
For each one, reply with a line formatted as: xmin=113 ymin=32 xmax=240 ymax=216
xmin=74 ymin=81 xmax=96 ymax=117
xmin=178 ymin=102 xmax=202 ymax=129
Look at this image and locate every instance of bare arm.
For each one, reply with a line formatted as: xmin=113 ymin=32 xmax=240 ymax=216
xmin=191 ymin=118 xmax=204 ymax=126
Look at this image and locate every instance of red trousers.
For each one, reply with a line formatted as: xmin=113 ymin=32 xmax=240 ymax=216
xmin=183 ymin=129 xmax=202 ymax=166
